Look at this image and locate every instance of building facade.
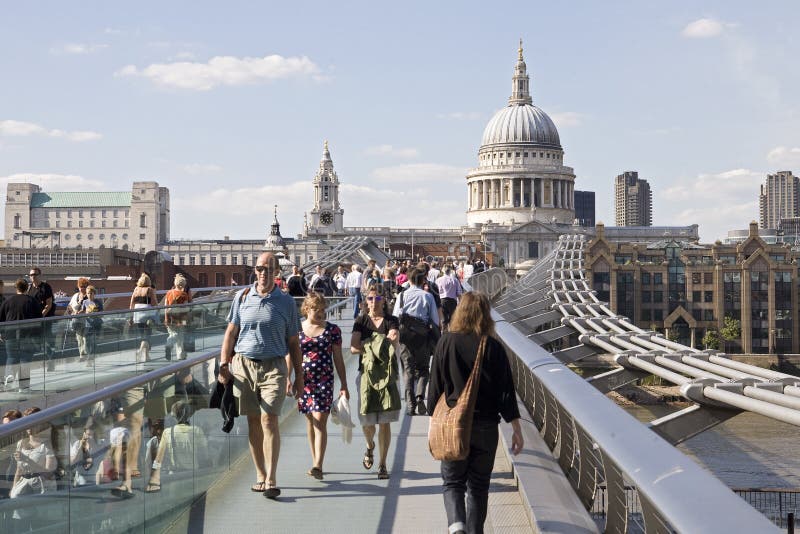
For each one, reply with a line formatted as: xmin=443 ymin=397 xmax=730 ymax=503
xmin=4 ymin=181 xmax=169 ymax=253
xmin=306 ymin=141 xmax=345 ymax=236
xmin=574 ymin=190 xmax=595 ymax=227
xmin=759 ymin=170 xmax=799 ymax=230
xmin=614 ymin=171 xmax=652 ymax=227
xmin=585 ymin=222 xmax=798 ymax=354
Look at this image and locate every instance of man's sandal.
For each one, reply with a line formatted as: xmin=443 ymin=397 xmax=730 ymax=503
xmin=362 ymin=445 xmax=375 ymax=470
xmin=263 ymin=485 xmax=281 ymax=499
xmin=145 ymin=483 xmax=161 ymax=493
xmin=250 ymin=481 xmax=266 ymax=492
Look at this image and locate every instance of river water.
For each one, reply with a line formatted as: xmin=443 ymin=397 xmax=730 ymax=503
xmin=626 ymin=406 xmax=800 ymax=489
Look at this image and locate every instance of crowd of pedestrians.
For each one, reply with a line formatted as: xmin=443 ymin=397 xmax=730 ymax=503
xmin=0 ymin=254 xmax=519 ymax=533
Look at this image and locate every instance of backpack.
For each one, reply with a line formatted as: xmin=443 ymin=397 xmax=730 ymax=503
xmin=313 ymin=275 xmax=334 ymax=297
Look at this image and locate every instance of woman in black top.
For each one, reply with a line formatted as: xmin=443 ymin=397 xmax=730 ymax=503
xmin=428 ymin=291 xmax=523 ymax=534
xmin=350 ymin=284 xmax=400 ymax=480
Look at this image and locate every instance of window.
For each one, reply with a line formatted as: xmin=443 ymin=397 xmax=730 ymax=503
xmin=79 ymin=221 xmax=83 ymax=228
xmin=703 ymin=310 xmax=714 ymax=321
xmin=527 ymin=241 xmax=539 ymax=258
xmin=692 ymin=291 xmax=701 ymax=302
xmin=90 ymin=210 xmax=95 ymax=218
xmin=692 ymin=273 xmax=701 ymax=284
xmin=113 ymin=220 xmax=118 ymax=227
xmin=178 ymin=256 xmax=184 ymax=265
xmin=68 ymin=210 xmax=72 ymax=218
xmin=13 ymin=214 xmax=20 ymax=229
xmin=122 ymin=233 xmax=128 ymax=240
xmin=704 ymin=291 xmax=713 ymax=303
xmin=102 ymin=221 xmax=106 ymax=228
xmin=99 ymin=233 xmax=105 ymax=240
xmin=198 ymin=273 xmax=208 ymax=287
xmin=221 ymin=255 xmax=227 ymax=265
xmin=90 ymin=220 xmax=95 ymax=228
xmin=76 ymin=234 xmax=82 ymax=241
xmin=653 ymin=309 xmax=663 ymax=321
xmin=515 ymin=152 xmax=520 ymax=157
xmin=200 ymin=256 xmax=206 ymax=265
xmin=641 ymin=272 xmax=651 ymax=285
xmin=139 ymin=233 xmax=145 ymax=240
xmin=232 ymin=255 xmax=238 ymax=265
xmin=215 ymin=273 xmax=225 ymax=287
xmin=189 ymin=256 xmax=196 ymax=265
xmin=102 ymin=210 xmax=107 ymax=217
xmin=642 ymin=291 xmax=651 ymax=303
xmin=88 ymin=233 xmax=94 ymax=240
xmin=68 ymin=221 xmax=73 ymax=228
xmin=113 ymin=210 xmax=118 ymax=217
xmin=79 ymin=210 xmax=84 ymax=218
xmin=641 ymin=310 xmax=651 ymax=321
xmin=654 ymin=273 xmax=663 ymax=285
xmin=653 ymin=291 xmax=663 ymax=303
xmin=704 ymin=272 xmax=713 ymax=284
xmin=140 ymin=214 xmax=147 ymax=228
xmin=210 ymin=256 xmax=217 ymax=265
xmin=524 ymin=152 xmax=528 ymax=157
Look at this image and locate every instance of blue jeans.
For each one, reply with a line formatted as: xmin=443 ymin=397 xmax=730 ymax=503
xmin=350 ymin=288 xmax=362 ymax=319
xmin=440 ymin=419 xmax=499 ymax=534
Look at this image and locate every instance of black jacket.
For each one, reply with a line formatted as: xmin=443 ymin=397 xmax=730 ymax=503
xmin=209 ymin=379 xmax=238 ymax=433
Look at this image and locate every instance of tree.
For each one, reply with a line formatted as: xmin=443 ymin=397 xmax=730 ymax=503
xmin=702 ymin=329 xmax=721 ymax=350
xmin=720 ymin=316 xmax=742 ymax=353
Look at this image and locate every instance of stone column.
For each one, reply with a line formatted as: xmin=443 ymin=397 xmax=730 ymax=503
xmin=478 ymin=181 xmax=483 ymax=209
xmin=555 ymin=180 xmax=561 ymax=208
xmin=690 ymin=327 xmax=696 ymax=349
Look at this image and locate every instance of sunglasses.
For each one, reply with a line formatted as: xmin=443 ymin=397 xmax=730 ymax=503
xmin=254 ymin=265 xmax=276 ymax=273
xmin=366 ymin=296 xmax=383 ymax=302
xmin=29 ymin=273 xmax=38 ymax=277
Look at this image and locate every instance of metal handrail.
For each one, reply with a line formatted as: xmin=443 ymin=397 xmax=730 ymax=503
xmin=0 ymin=350 xmax=211 ymax=447
xmin=493 ymin=311 xmax=778 ymax=532
xmin=0 ymin=295 xmax=348 ymax=445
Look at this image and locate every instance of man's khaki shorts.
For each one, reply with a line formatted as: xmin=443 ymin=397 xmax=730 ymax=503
xmin=231 ymin=354 xmax=288 ymax=416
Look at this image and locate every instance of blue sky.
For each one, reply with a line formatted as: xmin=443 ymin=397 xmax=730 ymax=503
xmin=1 ymin=1 xmax=799 ymax=242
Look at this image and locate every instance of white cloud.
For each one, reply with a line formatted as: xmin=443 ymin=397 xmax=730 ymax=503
xmin=767 ymin=146 xmax=800 ymax=169
xmin=0 ymin=173 xmax=104 ymax=190
xmin=550 ymin=112 xmax=585 ymax=128
xmin=659 ymin=168 xmax=762 ymax=241
xmin=340 ymin=183 xmax=464 ymax=227
xmin=436 ymin=112 xmax=484 ymax=121
xmin=681 ymin=18 xmax=727 ymax=39
xmin=370 ymin=163 xmax=466 ymax=184
xmin=116 ymin=54 xmax=324 ymax=91
xmin=0 ymin=120 xmax=102 ymax=142
xmin=50 ymin=43 xmax=108 ymax=55
xmin=180 ymin=163 xmax=223 ymax=174
xmin=364 ymin=145 xmax=419 ymax=158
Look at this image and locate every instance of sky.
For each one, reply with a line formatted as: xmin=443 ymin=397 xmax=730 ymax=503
xmin=1 ymin=1 xmax=799 ymax=243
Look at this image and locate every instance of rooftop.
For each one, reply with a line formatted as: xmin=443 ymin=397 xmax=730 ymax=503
xmin=30 ymin=192 xmax=132 ymax=208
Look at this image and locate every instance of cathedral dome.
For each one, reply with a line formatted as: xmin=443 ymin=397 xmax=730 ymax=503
xmin=481 ymin=104 xmax=561 ymax=148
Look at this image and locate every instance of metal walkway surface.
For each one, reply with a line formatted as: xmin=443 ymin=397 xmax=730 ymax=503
xmin=166 ymin=324 xmax=533 ymax=534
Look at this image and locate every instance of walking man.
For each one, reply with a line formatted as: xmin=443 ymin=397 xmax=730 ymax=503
xmin=436 ymin=265 xmax=462 ymax=331
xmin=0 ymin=279 xmax=41 ymax=391
xmin=346 ymin=265 xmax=363 ymax=319
xmin=26 ymin=267 xmax=56 ymax=370
xmin=218 ymin=253 xmax=303 ymax=499
xmin=393 ymin=268 xmax=440 ymax=416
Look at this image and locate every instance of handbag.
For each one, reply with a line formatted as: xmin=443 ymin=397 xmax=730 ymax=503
xmin=397 ymin=290 xmax=438 ymax=349
xmin=428 ymin=335 xmax=487 ymax=461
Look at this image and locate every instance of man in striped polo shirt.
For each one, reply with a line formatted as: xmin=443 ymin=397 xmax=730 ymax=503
xmin=219 ymin=252 xmax=303 ymax=499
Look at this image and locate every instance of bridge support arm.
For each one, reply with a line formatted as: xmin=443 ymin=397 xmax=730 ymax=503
xmin=647 ymin=404 xmax=741 ymax=445
xmin=586 ymin=367 xmax=646 ymax=394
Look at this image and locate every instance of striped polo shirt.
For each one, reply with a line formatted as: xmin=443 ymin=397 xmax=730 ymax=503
xmin=227 ymin=284 xmax=301 ymax=361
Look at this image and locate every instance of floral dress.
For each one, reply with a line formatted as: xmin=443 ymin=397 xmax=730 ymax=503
xmin=298 ymin=322 xmax=342 ymax=414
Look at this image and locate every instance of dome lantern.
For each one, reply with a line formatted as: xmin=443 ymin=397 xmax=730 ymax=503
xmin=509 ymin=38 xmax=532 ymax=106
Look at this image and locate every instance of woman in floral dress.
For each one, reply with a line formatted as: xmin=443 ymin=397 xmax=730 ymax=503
xmin=297 ymin=292 xmax=349 ymax=480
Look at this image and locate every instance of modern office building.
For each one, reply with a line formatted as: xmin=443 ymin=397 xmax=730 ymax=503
xmin=759 ymin=171 xmax=799 ymax=230
xmin=585 ymin=222 xmax=797 ymax=354
xmin=614 ymin=171 xmax=652 ymax=227
xmin=4 ymin=181 xmax=169 ymax=253
xmin=574 ymin=190 xmax=595 ymax=227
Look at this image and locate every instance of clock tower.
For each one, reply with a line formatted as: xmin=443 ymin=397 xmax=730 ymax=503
xmin=306 ymin=140 xmax=344 ymax=235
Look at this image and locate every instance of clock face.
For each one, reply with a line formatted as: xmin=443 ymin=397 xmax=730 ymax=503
xmin=320 ymin=211 xmax=333 ymax=225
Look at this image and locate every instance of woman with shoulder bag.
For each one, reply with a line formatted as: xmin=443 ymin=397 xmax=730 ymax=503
xmin=10 ymin=407 xmax=57 ymax=499
xmin=129 ymin=273 xmax=158 ymax=362
xmin=427 ymin=292 xmax=523 ymax=534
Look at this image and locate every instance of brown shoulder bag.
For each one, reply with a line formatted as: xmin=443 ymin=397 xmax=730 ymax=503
xmin=428 ymin=335 xmax=487 ymax=461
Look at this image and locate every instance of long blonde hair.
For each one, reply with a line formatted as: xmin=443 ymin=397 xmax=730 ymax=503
xmin=448 ymin=292 xmax=495 ymax=337
xmin=137 ymin=273 xmax=152 ymax=288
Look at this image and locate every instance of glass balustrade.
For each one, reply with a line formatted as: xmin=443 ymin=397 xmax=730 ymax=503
xmin=0 ymin=294 xmax=350 ymax=533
